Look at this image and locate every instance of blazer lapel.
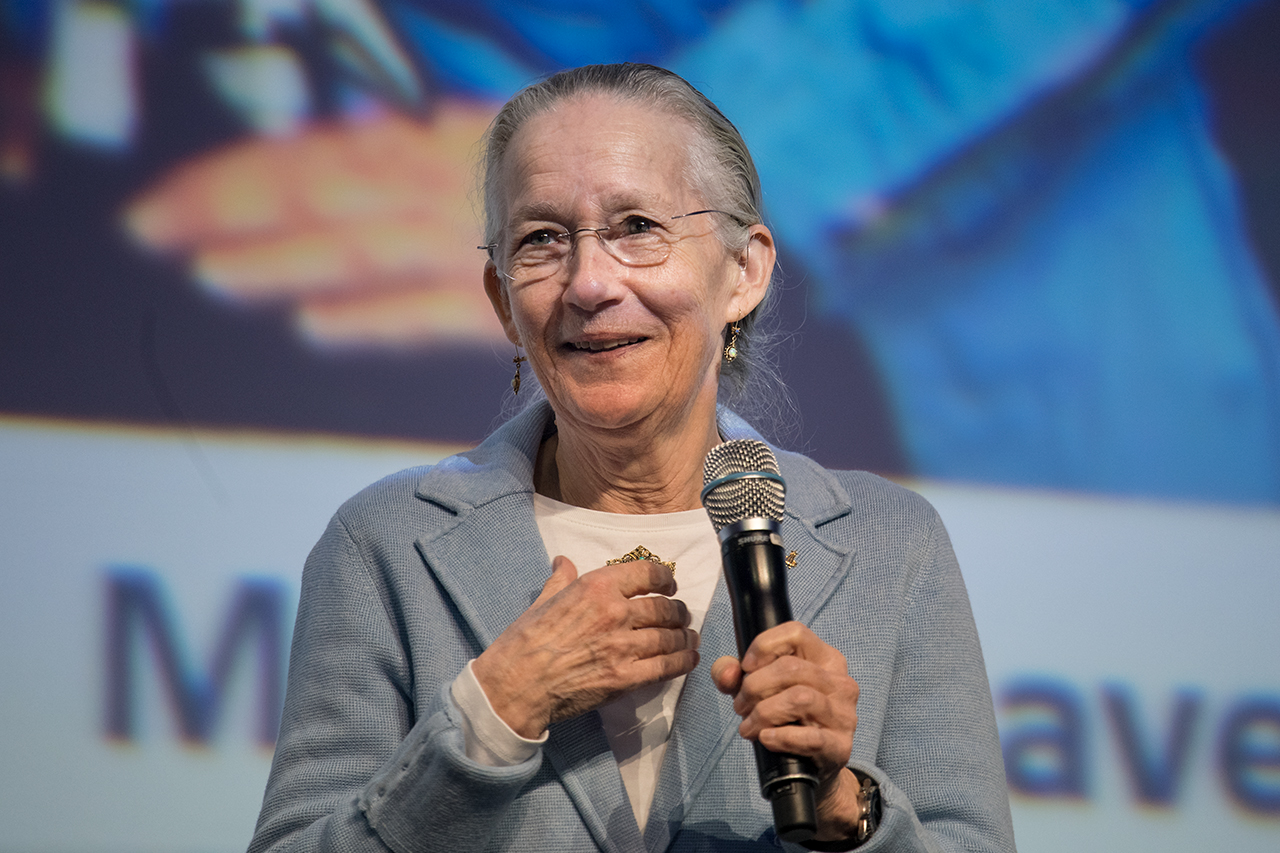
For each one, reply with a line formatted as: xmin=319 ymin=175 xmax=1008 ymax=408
xmin=642 ymin=576 xmax=738 ymax=853
xmin=546 ymin=713 xmax=646 ymax=853
xmin=413 ymin=402 xmax=644 ymax=853
xmin=643 ymin=451 xmax=856 ymax=852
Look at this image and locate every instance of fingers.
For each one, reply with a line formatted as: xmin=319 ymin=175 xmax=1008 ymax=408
xmin=758 ymin=722 xmax=854 ymax=776
xmin=608 ymin=558 xmax=679 ymax=599
xmin=627 ymin=592 xmax=690 ymax=629
xmin=737 ymin=671 xmax=858 ymax=778
xmin=732 ymin=653 xmax=859 ymax=741
xmin=741 ymin=621 xmax=846 ymax=674
xmin=632 ymin=626 xmax=700 ymax=657
xmin=721 ymin=624 xmax=860 ymax=778
xmin=624 ymin=628 xmax=701 ymax=678
xmin=540 ymin=557 xmax=685 ymax=629
xmin=639 ymin=646 xmax=701 ymax=683
xmin=735 ymin=668 xmax=858 ymax=734
xmin=733 ymin=622 xmax=854 ymax=730
xmin=733 ymin=654 xmax=858 ymax=717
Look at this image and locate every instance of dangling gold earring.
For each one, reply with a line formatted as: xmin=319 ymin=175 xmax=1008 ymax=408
xmin=723 ymin=323 xmax=741 ymax=364
xmin=512 ymin=349 xmax=526 ymax=394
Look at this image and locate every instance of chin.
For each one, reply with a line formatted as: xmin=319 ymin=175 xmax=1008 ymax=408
xmin=564 ymin=400 xmax=654 ymax=432
xmin=553 ymin=383 xmax=662 ymax=431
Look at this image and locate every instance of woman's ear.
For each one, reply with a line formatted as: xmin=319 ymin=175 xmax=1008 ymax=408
xmin=483 ymin=262 xmax=523 ymax=346
xmin=726 ymin=223 xmax=776 ymax=322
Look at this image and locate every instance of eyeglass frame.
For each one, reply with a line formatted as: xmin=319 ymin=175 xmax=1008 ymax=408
xmin=477 ymin=208 xmax=749 ymax=280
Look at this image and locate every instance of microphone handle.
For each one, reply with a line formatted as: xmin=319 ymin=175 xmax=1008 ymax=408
xmin=719 ymin=519 xmax=820 ymax=844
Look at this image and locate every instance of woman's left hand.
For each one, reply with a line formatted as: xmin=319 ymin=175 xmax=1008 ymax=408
xmin=710 ymin=622 xmax=865 ymax=842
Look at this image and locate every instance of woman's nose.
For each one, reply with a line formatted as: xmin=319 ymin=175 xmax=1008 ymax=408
xmin=562 ymin=233 xmax=625 ymax=312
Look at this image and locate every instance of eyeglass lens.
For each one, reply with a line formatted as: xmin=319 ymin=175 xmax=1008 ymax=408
xmin=501 ymin=210 xmax=729 ymax=283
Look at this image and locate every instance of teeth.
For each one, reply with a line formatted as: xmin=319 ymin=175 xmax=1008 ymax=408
xmin=572 ymin=338 xmax=642 ymax=352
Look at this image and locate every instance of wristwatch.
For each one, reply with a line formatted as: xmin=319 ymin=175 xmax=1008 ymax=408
xmin=801 ymin=771 xmax=881 ymax=851
xmin=853 ymin=773 xmax=881 ymax=846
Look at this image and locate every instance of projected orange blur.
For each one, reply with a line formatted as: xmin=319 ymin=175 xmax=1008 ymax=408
xmin=124 ymin=100 xmax=505 ymax=349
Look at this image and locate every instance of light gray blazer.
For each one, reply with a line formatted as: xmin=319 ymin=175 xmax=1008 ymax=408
xmin=248 ymin=400 xmax=1015 ymax=853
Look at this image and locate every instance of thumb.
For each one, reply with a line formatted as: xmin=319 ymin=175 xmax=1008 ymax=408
xmin=710 ymin=655 xmax=743 ymax=696
xmin=532 ymin=554 xmax=578 ymax=607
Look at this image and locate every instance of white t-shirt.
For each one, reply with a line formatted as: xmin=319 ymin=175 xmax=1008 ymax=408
xmin=451 ymin=493 xmax=723 ymax=829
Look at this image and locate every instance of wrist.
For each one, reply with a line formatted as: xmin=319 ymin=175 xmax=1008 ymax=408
xmin=451 ymin=662 xmax=547 ymax=766
xmin=471 ymin=650 xmax=549 ymax=739
xmin=804 ymin=769 xmax=881 ymax=851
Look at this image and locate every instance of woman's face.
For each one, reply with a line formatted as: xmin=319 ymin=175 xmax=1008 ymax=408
xmin=484 ymin=94 xmax=772 ymax=437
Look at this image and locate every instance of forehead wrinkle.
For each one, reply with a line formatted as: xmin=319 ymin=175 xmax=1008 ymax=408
xmin=500 ymin=95 xmax=702 ymax=227
xmin=512 ymin=189 xmax=686 ymax=222
xmin=507 ymin=187 xmax=691 ymax=229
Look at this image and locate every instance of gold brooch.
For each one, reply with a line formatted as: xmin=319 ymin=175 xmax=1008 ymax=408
xmin=606 ymin=545 xmax=676 ymax=575
xmin=786 ymin=550 xmax=798 ymax=568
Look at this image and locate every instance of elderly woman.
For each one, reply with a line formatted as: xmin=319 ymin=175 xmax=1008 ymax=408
xmin=248 ymin=64 xmax=1014 ymax=853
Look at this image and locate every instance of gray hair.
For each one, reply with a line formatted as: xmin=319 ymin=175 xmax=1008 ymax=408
xmin=480 ymin=63 xmax=781 ymax=410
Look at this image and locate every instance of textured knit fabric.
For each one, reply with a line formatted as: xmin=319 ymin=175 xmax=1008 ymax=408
xmin=247 ymin=400 xmax=1016 ymax=853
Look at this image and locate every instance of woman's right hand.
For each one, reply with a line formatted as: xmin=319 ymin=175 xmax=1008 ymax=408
xmin=471 ymin=555 xmax=700 ymax=739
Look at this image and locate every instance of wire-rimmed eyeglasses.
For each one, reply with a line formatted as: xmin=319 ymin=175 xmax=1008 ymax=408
xmin=478 ymin=209 xmax=745 ymax=284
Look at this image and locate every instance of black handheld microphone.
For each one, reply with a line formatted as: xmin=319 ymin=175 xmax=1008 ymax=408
xmin=701 ymin=439 xmax=819 ymax=844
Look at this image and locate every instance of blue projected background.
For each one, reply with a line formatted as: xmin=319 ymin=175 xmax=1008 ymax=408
xmin=1 ymin=1 xmax=1278 ymax=851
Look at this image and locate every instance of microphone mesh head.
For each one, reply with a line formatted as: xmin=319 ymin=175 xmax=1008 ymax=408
xmin=702 ymin=439 xmax=785 ymax=531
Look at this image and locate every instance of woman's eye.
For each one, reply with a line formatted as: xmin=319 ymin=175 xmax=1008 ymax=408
xmin=622 ymin=215 xmax=658 ymax=235
xmin=519 ymin=229 xmax=561 ymax=248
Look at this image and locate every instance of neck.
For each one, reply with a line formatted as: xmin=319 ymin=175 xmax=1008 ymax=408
xmin=536 ymin=399 xmax=722 ymax=514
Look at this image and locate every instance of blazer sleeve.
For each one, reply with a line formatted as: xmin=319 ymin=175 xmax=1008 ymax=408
xmin=841 ymin=502 xmax=1016 ymax=853
xmin=246 ymin=511 xmax=542 ymax=853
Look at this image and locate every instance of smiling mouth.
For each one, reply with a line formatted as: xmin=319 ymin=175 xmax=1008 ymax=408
xmin=567 ymin=337 xmax=646 ymax=353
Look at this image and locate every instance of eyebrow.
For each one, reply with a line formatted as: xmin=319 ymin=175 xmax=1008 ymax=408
xmin=507 ymin=201 xmax=564 ymax=226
